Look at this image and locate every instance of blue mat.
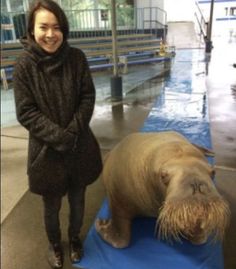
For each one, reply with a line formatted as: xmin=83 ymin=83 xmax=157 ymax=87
xmin=76 ymin=200 xmax=223 ymax=269
xmin=75 ymin=49 xmax=223 ymax=269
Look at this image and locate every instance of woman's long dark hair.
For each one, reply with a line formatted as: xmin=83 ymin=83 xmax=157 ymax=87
xmin=27 ymin=0 xmax=69 ymax=41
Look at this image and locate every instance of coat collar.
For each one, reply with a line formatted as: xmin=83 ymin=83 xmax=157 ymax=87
xmin=20 ymin=36 xmax=70 ymax=72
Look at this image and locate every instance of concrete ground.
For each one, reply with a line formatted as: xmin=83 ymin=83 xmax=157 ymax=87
xmin=206 ymin=39 xmax=236 ymax=269
xmin=1 ymin=27 xmax=236 ymax=269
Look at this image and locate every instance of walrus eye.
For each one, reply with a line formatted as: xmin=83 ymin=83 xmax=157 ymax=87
xmin=160 ymin=170 xmax=170 ymax=186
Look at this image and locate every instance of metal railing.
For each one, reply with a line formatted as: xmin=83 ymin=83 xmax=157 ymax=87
xmin=1 ymin=7 xmax=167 ymax=43
xmin=194 ymin=1 xmax=208 ymax=42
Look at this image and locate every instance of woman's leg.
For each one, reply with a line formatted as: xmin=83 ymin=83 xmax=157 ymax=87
xmin=67 ymin=186 xmax=86 ymax=238
xmin=67 ymin=186 xmax=86 ymax=263
xmin=42 ymin=195 xmax=62 ymax=244
xmin=42 ymin=195 xmax=63 ymax=268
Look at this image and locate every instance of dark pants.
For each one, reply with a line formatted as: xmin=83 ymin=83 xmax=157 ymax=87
xmin=42 ymin=186 xmax=86 ymax=244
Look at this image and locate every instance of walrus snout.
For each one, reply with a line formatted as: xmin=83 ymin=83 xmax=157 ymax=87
xmin=157 ymin=196 xmax=230 ymax=244
xmin=187 ymin=231 xmax=208 ymax=245
xmin=190 ymin=180 xmax=210 ymax=195
xmin=182 ymin=219 xmax=208 ymax=245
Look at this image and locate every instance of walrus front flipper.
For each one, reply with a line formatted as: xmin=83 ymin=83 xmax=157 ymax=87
xmin=95 ymin=215 xmax=131 ymax=248
xmin=192 ymin=143 xmax=215 ymax=157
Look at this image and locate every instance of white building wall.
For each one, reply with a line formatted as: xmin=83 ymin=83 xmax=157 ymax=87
xmin=136 ymin=0 xmax=196 ymax=22
xmin=198 ymin=1 xmax=236 ymax=39
xmin=163 ymin=0 xmax=195 ymax=22
xmin=135 ymin=0 xmax=165 ymax=29
xmin=135 ymin=0 xmax=163 ymax=9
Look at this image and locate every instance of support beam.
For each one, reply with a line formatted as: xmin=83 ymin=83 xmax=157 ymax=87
xmin=110 ymin=0 xmax=123 ymax=101
xmin=205 ymin=0 xmax=214 ymax=53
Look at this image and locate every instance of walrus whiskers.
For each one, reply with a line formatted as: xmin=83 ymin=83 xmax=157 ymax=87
xmin=157 ymin=197 xmax=230 ymax=243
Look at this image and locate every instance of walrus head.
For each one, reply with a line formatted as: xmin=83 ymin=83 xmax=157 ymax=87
xmin=155 ymin=160 xmax=230 ymax=245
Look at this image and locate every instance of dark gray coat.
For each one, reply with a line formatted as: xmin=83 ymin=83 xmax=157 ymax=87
xmin=13 ymin=38 xmax=102 ymax=196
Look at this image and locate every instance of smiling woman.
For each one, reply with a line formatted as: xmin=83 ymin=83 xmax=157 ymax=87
xmin=12 ymin=0 xmax=103 ymax=268
xmin=26 ymin=0 xmax=69 ymax=53
xmin=33 ymin=8 xmax=63 ymax=53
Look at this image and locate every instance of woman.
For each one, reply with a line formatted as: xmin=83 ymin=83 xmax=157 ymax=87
xmin=13 ymin=0 xmax=103 ymax=268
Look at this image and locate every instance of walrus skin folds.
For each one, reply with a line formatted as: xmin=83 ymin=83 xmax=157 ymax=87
xmin=95 ymin=131 xmax=230 ymax=248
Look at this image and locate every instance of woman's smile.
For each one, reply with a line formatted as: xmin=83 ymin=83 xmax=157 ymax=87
xmin=33 ymin=8 xmax=63 ymax=53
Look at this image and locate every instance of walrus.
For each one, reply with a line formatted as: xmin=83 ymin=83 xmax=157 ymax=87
xmin=95 ymin=131 xmax=230 ymax=248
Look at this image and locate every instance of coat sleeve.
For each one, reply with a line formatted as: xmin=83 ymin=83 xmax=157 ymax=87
xmin=13 ymin=61 xmax=76 ymax=152
xmin=66 ymin=51 xmax=96 ymax=139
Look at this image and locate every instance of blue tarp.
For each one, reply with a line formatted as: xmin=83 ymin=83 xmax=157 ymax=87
xmin=76 ymin=200 xmax=223 ymax=269
xmin=75 ymin=49 xmax=223 ymax=269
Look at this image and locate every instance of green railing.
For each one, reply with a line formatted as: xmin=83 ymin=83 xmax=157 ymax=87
xmin=1 ymin=7 xmax=167 ymax=42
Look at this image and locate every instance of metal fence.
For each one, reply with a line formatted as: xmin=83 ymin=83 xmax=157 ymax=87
xmin=194 ymin=1 xmax=208 ymax=43
xmin=1 ymin=7 xmax=167 ymax=43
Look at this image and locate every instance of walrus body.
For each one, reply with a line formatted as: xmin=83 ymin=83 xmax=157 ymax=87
xmin=95 ymin=131 xmax=230 ymax=248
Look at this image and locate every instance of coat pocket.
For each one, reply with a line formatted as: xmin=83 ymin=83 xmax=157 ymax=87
xmin=29 ymin=144 xmax=48 ymax=172
xmin=28 ymin=144 xmax=67 ymax=195
xmin=68 ymin=128 xmax=103 ymax=186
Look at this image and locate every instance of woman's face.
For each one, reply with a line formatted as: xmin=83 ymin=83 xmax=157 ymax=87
xmin=33 ymin=8 xmax=63 ymax=53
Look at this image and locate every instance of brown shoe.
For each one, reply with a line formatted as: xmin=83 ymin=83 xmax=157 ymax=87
xmin=47 ymin=243 xmax=64 ymax=269
xmin=69 ymin=236 xmax=84 ymax=263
